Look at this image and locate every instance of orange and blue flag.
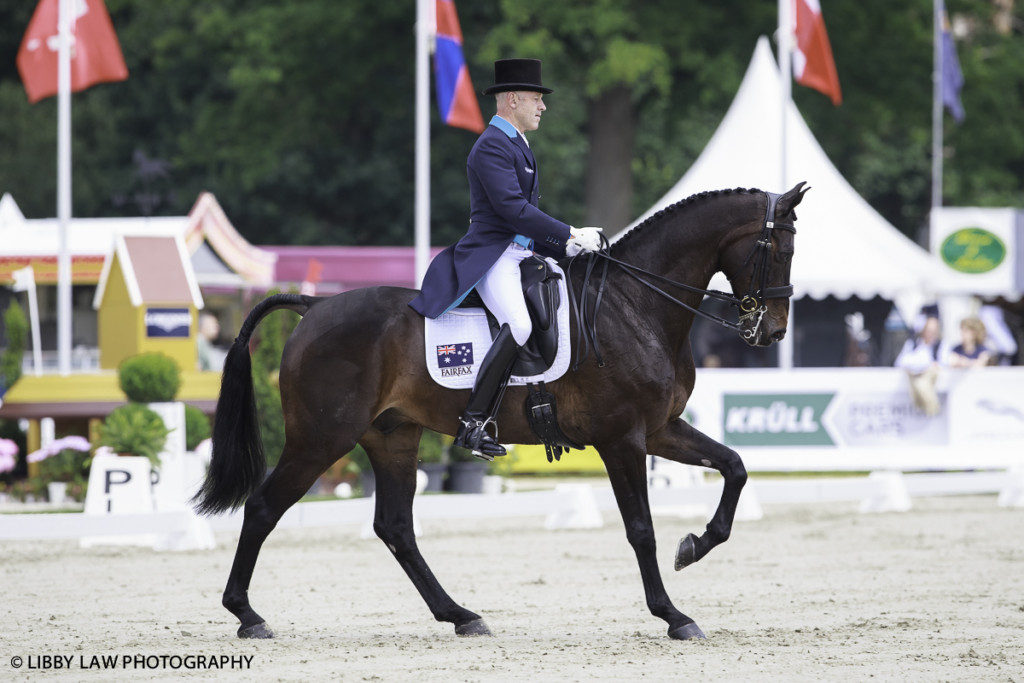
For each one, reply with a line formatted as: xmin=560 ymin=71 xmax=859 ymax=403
xmin=434 ymin=0 xmax=484 ymax=133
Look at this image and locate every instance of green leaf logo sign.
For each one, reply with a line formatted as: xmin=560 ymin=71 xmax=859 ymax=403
xmin=940 ymin=228 xmax=1006 ymax=274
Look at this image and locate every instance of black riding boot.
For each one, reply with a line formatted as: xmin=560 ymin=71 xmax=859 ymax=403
xmin=453 ymin=324 xmax=520 ymax=460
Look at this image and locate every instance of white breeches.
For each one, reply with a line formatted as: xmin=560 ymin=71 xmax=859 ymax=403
xmin=476 ymin=242 xmax=533 ymax=346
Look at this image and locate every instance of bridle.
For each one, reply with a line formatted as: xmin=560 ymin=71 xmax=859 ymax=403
xmin=565 ymin=190 xmax=796 ymax=370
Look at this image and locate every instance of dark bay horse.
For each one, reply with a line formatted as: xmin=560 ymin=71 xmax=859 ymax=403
xmin=194 ymin=184 xmax=807 ymax=641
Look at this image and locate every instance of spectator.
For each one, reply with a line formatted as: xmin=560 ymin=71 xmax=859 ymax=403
xmin=196 ymin=312 xmax=227 ymax=371
xmin=894 ymin=315 xmax=944 ymax=416
xmin=978 ymin=305 xmax=1017 ymax=365
xmin=948 ymin=316 xmax=992 ymax=368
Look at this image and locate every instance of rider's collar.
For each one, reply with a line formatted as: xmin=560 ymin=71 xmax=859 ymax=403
xmin=489 ymin=115 xmax=526 ymax=144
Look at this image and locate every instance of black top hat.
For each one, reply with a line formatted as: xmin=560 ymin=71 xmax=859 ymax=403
xmin=483 ymin=58 xmax=553 ymax=95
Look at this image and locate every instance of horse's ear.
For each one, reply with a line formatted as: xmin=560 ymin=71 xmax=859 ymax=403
xmin=778 ymin=181 xmax=810 ymax=215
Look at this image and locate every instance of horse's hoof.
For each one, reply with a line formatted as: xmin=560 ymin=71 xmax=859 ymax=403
xmin=668 ymin=622 xmax=706 ymax=640
xmin=674 ymin=533 xmax=699 ymax=571
xmin=455 ymin=618 xmax=492 ymax=637
xmin=237 ymin=622 xmax=274 ymax=639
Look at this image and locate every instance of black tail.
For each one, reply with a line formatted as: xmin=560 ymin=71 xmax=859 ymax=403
xmin=192 ymin=293 xmax=322 ymax=515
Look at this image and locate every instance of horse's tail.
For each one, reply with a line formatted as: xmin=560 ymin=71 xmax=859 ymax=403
xmin=192 ymin=293 xmax=323 ymax=516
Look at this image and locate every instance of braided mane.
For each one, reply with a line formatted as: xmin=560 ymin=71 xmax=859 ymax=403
xmin=611 ymin=187 xmax=761 ymax=256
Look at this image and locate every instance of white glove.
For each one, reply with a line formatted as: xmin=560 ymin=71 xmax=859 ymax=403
xmin=566 ymin=227 xmax=603 ymax=257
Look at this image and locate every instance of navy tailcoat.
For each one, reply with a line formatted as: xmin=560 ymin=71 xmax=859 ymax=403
xmin=409 ymin=116 xmax=571 ymax=318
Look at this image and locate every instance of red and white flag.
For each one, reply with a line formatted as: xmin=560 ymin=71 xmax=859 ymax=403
xmin=17 ymin=0 xmax=128 ymax=104
xmin=300 ymin=259 xmax=323 ymax=296
xmin=792 ymin=0 xmax=842 ymax=105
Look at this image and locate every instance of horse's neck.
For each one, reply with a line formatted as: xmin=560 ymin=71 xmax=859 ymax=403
xmin=608 ymin=198 xmax=751 ymax=344
xmin=615 ymin=202 xmax=740 ymax=292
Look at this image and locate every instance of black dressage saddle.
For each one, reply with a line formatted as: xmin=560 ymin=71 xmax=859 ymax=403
xmin=456 ymin=255 xmax=562 ymax=376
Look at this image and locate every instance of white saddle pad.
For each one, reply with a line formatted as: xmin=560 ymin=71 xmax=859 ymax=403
xmin=424 ymin=259 xmax=572 ymax=389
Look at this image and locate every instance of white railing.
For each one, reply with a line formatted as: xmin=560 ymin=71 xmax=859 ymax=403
xmin=19 ymin=347 xmax=100 ymax=374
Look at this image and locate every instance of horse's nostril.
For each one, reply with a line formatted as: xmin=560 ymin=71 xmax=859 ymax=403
xmin=771 ymin=328 xmax=787 ymax=342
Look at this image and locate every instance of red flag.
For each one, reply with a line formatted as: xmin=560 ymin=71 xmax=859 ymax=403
xmin=434 ymin=0 xmax=484 ymax=133
xmin=793 ymin=0 xmax=842 ymax=105
xmin=17 ymin=0 xmax=128 ymax=104
xmin=300 ymin=259 xmax=323 ymax=296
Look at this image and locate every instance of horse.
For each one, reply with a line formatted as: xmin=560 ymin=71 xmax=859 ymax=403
xmin=194 ymin=183 xmax=807 ymax=641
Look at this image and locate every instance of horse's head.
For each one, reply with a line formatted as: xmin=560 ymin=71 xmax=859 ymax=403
xmin=720 ymin=182 xmax=808 ymax=347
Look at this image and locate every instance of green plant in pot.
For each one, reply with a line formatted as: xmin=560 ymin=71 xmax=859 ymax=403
xmin=118 ymin=352 xmax=182 ymax=403
xmin=184 ymin=405 xmax=212 ymax=451
xmin=417 ymin=430 xmax=448 ymax=493
xmin=26 ymin=435 xmax=92 ymax=503
xmin=98 ymin=404 xmax=171 ymax=468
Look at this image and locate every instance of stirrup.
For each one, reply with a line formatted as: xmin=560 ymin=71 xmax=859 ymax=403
xmin=455 ymin=417 xmax=506 ymax=461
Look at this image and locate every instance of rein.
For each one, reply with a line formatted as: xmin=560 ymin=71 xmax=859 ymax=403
xmin=564 ymin=191 xmax=796 ymax=371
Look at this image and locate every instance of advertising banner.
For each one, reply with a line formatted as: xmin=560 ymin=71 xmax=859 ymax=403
xmin=686 ymin=367 xmax=1022 ymax=470
xmin=144 ymin=308 xmax=190 ymax=338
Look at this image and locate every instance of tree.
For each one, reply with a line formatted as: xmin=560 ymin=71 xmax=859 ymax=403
xmin=1 ymin=301 xmax=28 ymax=393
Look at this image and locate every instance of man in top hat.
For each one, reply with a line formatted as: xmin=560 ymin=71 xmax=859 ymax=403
xmin=409 ymin=58 xmax=603 ymax=459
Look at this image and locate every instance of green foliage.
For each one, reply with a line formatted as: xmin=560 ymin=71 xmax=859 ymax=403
xmin=184 ymin=404 xmax=212 ymax=451
xmin=1 ymin=301 xmax=28 ymax=392
xmin=448 ymin=443 xmax=477 ymax=464
xmin=0 ymin=1 xmax=1022 ymax=244
xmin=342 ymin=445 xmax=370 ymax=474
xmin=250 ymin=289 xmax=300 ymax=466
xmin=417 ymin=430 xmax=446 ymax=464
xmin=37 ymin=448 xmax=90 ymax=485
xmin=98 ymin=404 xmax=171 ymax=467
xmin=118 ymin=353 xmax=182 ymax=403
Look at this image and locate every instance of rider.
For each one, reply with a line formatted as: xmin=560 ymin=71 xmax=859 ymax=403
xmin=409 ymin=58 xmax=602 ymax=459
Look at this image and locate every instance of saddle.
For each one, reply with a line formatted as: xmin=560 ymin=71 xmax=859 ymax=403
xmin=457 ymin=255 xmax=562 ymax=376
xmin=457 ymin=255 xmax=580 ymax=462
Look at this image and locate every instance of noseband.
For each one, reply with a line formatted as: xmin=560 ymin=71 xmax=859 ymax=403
xmin=565 ymin=190 xmax=796 ymax=368
xmin=736 ymin=191 xmax=796 ymax=340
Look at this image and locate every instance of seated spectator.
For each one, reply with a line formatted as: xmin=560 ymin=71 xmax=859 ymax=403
xmin=894 ymin=315 xmax=944 ymax=416
xmin=948 ymin=316 xmax=991 ymax=368
xmin=978 ymin=304 xmax=1017 ymax=365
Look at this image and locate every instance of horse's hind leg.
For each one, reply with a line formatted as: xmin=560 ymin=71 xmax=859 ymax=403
xmin=597 ymin=431 xmax=704 ymax=640
xmin=222 ymin=444 xmax=344 ymax=638
xmin=646 ymin=418 xmax=747 ymax=570
xmin=361 ymin=422 xmax=490 ymax=636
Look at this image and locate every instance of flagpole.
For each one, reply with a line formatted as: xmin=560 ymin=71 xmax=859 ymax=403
xmin=56 ymin=0 xmax=73 ymax=375
xmin=777 ymin=0 xmax=795 ymax=371
xmin=778 ymin=0 xmax=791 ymax=191
xmin=414 ymin=0 xmax=434 ymax=287
xmin=930 ymin=0 xmax=943 ymax=244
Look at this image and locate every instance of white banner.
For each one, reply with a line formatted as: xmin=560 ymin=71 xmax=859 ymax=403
xmin=685 ymin=367 xmax=1024 ymax=471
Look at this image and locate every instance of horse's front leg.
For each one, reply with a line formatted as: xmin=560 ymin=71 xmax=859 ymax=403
xmin=361 ymin=423 xmax=490 ymax=637
xmin=596 ymin=432 xmax=705 ymax=640
xmin=646 ymin=418 xmax=747 ymax=570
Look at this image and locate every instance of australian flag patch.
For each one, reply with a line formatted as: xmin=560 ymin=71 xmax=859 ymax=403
xmin=436 ymin=343 xmax=474 ymax=377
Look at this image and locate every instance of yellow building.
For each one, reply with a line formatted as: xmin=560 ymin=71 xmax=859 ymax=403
xmin=0 ymin=233 xmax=219 ymax=457
xmin=93 ymin=233 xmax=204 ymax=370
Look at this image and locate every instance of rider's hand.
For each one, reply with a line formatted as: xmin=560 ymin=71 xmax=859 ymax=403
xmin=566 ymin=227 xmax=603 ymax=257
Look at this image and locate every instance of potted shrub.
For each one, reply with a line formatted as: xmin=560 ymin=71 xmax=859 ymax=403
xmin=118 ymin=352 xmax=182 ymax=403
xmin=26 ymin=435 xmax=91 ymax=504
xmin=446 ymin=443 xmax=489 ymax=494
xmin=184 ymin=405 xmax=211 ymax=451
xmin=98 ymin=404 xmax=171 ymax=469
xmin=417 ymin=430 xmax=447 ymax=492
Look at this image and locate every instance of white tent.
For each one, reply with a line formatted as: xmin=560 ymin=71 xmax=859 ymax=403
xmin=623 ymin=36 xmax=969 ymax=318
